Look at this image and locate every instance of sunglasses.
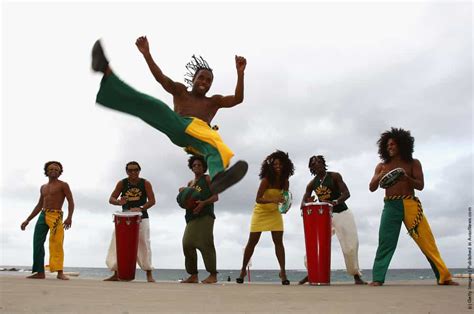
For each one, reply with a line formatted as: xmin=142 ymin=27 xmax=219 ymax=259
xmin=127 ymin=168 xmax=140 ymax=172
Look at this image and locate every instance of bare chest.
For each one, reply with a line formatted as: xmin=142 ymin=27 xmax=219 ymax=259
xmin=42 ymin=183 xmax=65 ymax=199
xmin=173 ymin=94 xmax=218 ymax=123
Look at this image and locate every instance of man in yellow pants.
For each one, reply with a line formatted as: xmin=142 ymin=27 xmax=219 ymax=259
xmin=20 ymin=161 xmax=75 ymax=280
xmin=92 ymin=37 xmax=248 ymax=194
xmin=369 ymin=128 xmax=458 ymax=286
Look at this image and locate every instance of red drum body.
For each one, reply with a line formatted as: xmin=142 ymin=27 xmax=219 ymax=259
xmin=114 ymin=212 xmax=142 ymax=281
xmin=302 ymin=202 xmax=332 ymax=285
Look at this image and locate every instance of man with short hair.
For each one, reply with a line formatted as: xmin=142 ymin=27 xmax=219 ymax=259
xmin=299 ymin=155 xmax=366 ymax=285
xmin=104 ymin=161 xmax=156 ymax=282
xmin=369 ymin=127 xmax=458 ymax=286
xmin=20 ymin=161 xmax=75 ymax=280
xmin=180 ymin=155 xmax=219 ymax=284
xmin=91 ymin=37 xmax=248 ymax=195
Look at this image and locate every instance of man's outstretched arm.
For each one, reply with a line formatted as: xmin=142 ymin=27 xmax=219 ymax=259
xmin=213 ymin=55 xmax=246 ymax=108
xmin=136 ymin=36 xmax=186 ymax=96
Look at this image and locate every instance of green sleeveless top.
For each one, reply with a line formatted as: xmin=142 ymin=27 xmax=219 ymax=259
xmin=311 ymin=172 xmax=348 ymax=213
xmin=121 ymin=178 xmax=149 ymax=219
xmin=185 ymin=175 xmax=215 ymax=223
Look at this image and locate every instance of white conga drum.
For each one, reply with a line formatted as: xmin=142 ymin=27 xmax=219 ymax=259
xmin=113 ymin=211 xmax=142 ymax=281
xmin=302 ymin=202 xmax=332 ymax=285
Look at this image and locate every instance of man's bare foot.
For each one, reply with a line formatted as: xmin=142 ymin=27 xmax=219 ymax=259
xmin=56 ymin=271 xmax=70 ymax=280
xmin=438 ymin=280 xmax=459 ymax=286
xmin=27 ymin=272 xmax=45 ymax=279
xmin=201 ymin=273 xmax=218 ymax=284
xmin=298 ymin=275 xmax=308 ymax=285
xmin=103 ymin=272 xmax=119 ymax=281
xmin=181 ymin=274 xmax=199 ymax=283
xmin=146 ymin=271 xmax=155 ymax=283
xmin=354 ymin=275 xmax=367 ymax=285
xmin=369 ymin=281 xmax=383 ymax=286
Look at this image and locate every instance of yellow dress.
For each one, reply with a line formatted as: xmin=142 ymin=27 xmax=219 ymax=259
xmin=250 ymin=189 xmax=284 ymax=232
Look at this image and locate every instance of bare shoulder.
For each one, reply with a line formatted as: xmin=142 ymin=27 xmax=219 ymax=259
xmin=210 ymin=94 xmax=224 ymax=106
xmin=174 ymin=82 xmax=188 ymax=94
xmin=330 ymin=171 xmax=342 ymax=179
xmin=412 ymin=158 xmax=422 ymax=166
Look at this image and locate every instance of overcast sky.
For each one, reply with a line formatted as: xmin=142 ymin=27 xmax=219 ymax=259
xmin=1 ymin=1 xmax=472 ymax=273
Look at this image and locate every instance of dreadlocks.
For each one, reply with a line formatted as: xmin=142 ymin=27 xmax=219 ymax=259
xmin=184 ymin=55 xmax=213 ymax=88
xmin=377 ymin=127 xmax=414 ymax=162
xmin=259 ymin=150 xmax=295 ymax=187
xmin=308 ymin=155 xmax=327 ymax=176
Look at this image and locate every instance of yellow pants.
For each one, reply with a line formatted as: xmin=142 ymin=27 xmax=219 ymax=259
xmin=372 ymin=196 xmax=452 ymax=284
xmin=32 ymin=209 xmax=64 ymax=272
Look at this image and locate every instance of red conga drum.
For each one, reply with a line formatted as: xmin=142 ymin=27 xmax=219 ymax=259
xmin=113 ymin=211 xmax=142 ymax=281
xmin=302 ymin=202 xmax=332 ymax=285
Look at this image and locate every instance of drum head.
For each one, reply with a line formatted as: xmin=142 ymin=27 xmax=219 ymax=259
xmin=176 ymin=187 xmax=200 ymax=210
xmin=278 ymin=191 xmax=292 ymax=214
xmin=379 ymin=167 xmax=405 ymax=189
xmin=113 ymin=211 xmax=142 ymax=217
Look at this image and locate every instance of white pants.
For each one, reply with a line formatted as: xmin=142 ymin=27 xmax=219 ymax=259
xmin=332 ymin=209 xmax=362 ymax=276
xmin=106 ymin=218 xmax=153 ymax=271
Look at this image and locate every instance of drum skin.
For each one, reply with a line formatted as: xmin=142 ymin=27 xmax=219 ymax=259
xmin=302 ymin=202 xmax=332 ymax=285
xmin=114 ymin=212 xmax=142 ymax=281
xmin=379 ymin=167 xmax=404 ymax=189
xmin=176 ymin=187 xmax=200 ymax=210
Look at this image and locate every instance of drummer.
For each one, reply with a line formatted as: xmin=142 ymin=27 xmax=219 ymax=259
xmin=369 ymin=128 xmax=458 ymax=286
xmin=298 ymin=155 xmax=366 ymax=285
xmin=104 ymin=161 xmax=156 ymax=282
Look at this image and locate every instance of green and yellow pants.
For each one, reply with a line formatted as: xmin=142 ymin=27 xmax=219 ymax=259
xmin=32 ymin=209 xmax=64 ymax=273
xmin=96 ymin=74 xmax=234 ymax=179
xmin=372 ymin=196 xmax=452 ymax=284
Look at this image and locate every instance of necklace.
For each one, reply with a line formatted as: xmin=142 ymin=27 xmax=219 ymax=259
xmin=318 ymin=172 xmax=328 ymax=188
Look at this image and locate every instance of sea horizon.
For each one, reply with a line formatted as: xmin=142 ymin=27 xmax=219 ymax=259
xmin=1 ymin=266 xmax=466 ymax=283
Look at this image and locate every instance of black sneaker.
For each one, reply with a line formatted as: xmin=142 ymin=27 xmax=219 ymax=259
xmin=210 ymin=160 xmax=248 ymax=194
xmin=91 ymin=39 xmax=109 ymax=72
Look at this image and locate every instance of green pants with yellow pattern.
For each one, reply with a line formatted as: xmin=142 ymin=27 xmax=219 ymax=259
xmin=96 ymin=73 xmax=233 ymax=179
xmin=372 ymin=196 xmax=452 ymax=284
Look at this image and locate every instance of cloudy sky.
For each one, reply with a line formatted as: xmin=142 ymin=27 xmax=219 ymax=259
xmin=1 ymin=1 xmax=472 ymax=273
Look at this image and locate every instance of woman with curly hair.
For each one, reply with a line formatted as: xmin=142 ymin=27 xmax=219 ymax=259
xmin=236 ymin=150 xmax=295 ymax=285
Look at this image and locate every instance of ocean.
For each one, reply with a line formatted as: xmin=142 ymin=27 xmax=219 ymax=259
xmin=1 ymin=266 xmax=466 ymax=283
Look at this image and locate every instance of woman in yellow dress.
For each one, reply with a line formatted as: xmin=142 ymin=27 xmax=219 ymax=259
xmin=236 ymin=150 xmax=295 ymax=284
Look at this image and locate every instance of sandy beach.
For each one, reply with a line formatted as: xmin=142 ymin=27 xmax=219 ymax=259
xmin=0 ymin=274 xmax=469 ymax=313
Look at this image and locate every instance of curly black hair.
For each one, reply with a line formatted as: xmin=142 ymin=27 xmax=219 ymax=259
xmin=188 ymin=155 xmax=208 ymax=173
xmin=377 ymin=127 xmax=414 ymax=162
xmin=184 ymin=55 xmax=213 ymax=88
xmin=308 ymin=155 xmax=327 ymax=176
xmin=44 ymin=161 xmax=63 ymax=176
xmin=259 ymin=150 xmax=295 ymax=186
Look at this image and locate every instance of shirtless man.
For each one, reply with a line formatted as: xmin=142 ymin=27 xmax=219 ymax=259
xmin=91 ymin=37 xmax=248 ymax=194
xmin=20 ymin=161 xmax=75 ymax=280
xmin=369 ymin=128 xmax=458 ymax=286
